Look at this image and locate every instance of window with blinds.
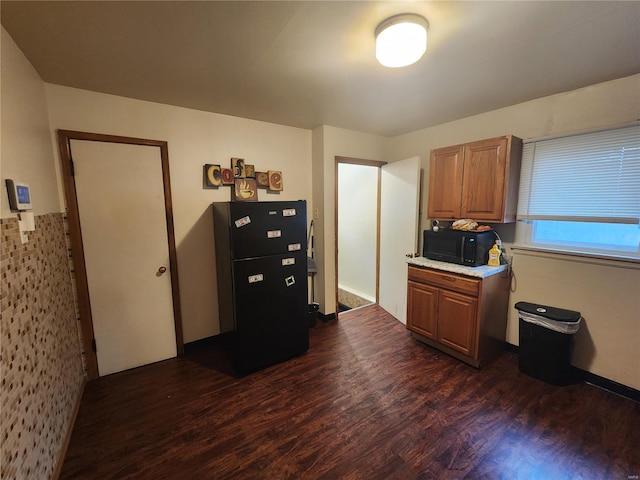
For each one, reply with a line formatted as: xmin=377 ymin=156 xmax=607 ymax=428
xmin=517 ymin=124 xmax=640 ymax=259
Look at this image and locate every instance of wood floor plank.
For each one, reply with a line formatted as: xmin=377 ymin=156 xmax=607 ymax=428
xmin=59 ymin=305 xmax=640 ymax=479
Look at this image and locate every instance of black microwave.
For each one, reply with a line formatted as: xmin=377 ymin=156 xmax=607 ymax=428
xmin=423 ymin=229 xmax=496 ymax=266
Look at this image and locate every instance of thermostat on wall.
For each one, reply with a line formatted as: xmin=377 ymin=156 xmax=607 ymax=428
xmin=6 ymin=179 xmax=32 ymax=211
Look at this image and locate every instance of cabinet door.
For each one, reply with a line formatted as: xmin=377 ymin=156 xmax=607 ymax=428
xmin=437 ymin=289 xmax=477 ymax=357
xmin=427 ymin=145 xmax=464 ymax=219
xmin=461 ymin=137 xmax=508 ymax=222
xmin=407 ymin=281 xmax=438 ymax=340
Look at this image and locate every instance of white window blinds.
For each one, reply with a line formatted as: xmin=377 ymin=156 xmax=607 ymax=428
xmin=517 ymin=125 xmax=640 ymax=224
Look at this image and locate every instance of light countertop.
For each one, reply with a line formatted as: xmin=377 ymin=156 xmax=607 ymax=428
xmin=407 ymin=256 xmax=508 ymax=279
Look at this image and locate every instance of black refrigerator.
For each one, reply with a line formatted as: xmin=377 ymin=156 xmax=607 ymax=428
xmin=212 ymin=200 xmax=309 ymax=375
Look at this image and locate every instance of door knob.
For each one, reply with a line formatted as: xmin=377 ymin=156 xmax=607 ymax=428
xmin=157 ymin=266 xmax=167 ymax=276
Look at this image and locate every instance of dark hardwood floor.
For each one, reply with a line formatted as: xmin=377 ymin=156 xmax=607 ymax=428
xmin=60 ymin=305 xmax=640 ymax=480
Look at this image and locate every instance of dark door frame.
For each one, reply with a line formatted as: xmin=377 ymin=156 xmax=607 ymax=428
xmin=57 ymin=130 xmax=184 ymax=380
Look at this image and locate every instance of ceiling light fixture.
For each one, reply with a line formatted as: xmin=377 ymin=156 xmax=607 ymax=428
xmin=375 ymin=14 xmax=428 ymax=68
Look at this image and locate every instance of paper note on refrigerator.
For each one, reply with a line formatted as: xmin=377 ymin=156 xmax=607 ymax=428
xmin=234 ymin=216 xmax=251 ymax=228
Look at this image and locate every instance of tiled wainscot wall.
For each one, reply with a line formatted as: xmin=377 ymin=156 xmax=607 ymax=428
xmin=1 ymin=213 xmax=85 ymax=480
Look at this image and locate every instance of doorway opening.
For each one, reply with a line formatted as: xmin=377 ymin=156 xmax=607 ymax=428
xmin=335 ymin=156 xmax=386 ymax=315
xmin=334 ymin=155 xmax=422 ymax=323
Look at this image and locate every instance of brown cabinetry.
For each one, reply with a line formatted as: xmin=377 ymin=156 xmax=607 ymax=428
xmin=406 ymin=265 xmax=509 ymax=367
xmin=427 ymin=135 xmax=522 ymax=223
xmin=437 ymin=289 xmax=477 ymax=357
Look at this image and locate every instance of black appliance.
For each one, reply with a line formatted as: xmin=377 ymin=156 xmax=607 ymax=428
xmin=213 ymin=200 xmax=309 ymax=375
xmin=422 ymin=228 xmax=495 ymax=266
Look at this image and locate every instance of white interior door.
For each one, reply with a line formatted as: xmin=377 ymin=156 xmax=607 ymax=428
xmin=379 ymin=156 xmax=421 ymax=324
xmin=72 ymin=140 xmax=177 ymax=376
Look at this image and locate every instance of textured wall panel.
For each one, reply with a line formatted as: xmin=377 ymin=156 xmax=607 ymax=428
xmin=1 ymin=213 xmax=84 ymax=480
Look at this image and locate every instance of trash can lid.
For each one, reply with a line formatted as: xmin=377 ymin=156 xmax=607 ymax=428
xmin=515 ymin=302 xmax=581 ymax=323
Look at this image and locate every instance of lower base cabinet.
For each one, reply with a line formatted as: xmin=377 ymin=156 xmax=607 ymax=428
xmin=406 ymin=265 xmax=510 ymax=368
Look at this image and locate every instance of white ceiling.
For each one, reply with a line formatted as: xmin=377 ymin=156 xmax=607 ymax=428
xmin=2 ymin=1 xmax=639 ymax=137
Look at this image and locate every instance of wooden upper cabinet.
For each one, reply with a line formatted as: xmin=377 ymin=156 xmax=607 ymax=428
xmin=427 ymin=135 xmax=522 ymax=223
xmin=427 ymin=145 xmax=464 ymax=219
xmin=461 ymin=137 xmax=508 ymax=222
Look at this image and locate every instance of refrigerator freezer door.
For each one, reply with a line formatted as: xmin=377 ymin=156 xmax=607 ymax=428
xmin=228 ymin=252 xmax=309 ymax=374
xmin=227 ymin=201 xmax=307 ymax=259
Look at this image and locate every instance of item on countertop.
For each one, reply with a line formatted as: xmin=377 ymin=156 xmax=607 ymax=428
xmin=487 ymin=242 xmax=501 ymax=266
xmin=423 ymin=229 xmax=495 ymax=267
xmin=452 ymin=219 xmax=478 ymax=231
xmin=474 ymin=225 xmax=492 ymax=232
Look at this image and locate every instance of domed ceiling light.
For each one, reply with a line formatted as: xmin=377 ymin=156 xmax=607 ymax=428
xmin=375 ymin=14 xmax=428 ymax=68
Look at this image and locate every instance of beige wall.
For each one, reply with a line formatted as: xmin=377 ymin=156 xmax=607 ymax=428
xmin=1 ymin=27 xmax=85 ymax=480
xmin=509 ymin=252 xmax=639 ymax=389
xmin=388 ymin=74 xmax=640 ymax=236
xmin=1 ymin=27 xmax=60 ymax=217
xmin=386 ymin=75 xmax=640 ymax=390
xmin=4 ymin=20 xmax=639 ymax=392
xmin=44 ymin=84 xmax=313 ymax=342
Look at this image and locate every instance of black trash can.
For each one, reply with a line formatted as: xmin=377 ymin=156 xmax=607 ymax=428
xmin=515 ymin=302 xmax=581 ymax=386
xmin=308 ymin=302 xmax=320 ymax=328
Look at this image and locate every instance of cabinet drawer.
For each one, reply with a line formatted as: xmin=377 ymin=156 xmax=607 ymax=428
xmin=408 ymin=266 xmax=479 ymax=296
